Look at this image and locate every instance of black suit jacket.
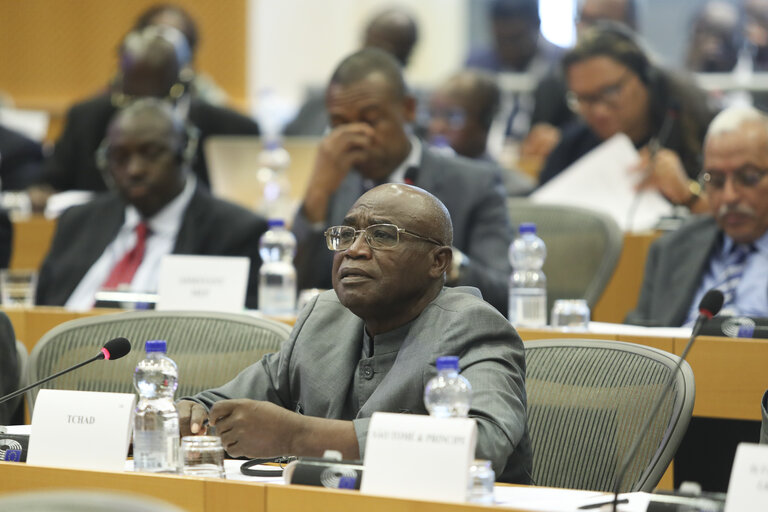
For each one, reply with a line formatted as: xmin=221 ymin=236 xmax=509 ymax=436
xmin=0 ymin=125 xmax=44 ymax=190
xmin=41 ymin=94 xmax=260 ymax=191
xmin=36 ymin=185 xmax=268 ymax=308
xmin=0 ymin=312 xmax=20 ymax=424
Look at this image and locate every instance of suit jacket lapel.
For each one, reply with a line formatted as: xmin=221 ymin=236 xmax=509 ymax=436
xmin=665 ymin=219 xmax=720 ymax=325
xmin=173 ymin=185 xmax=204 ymax=253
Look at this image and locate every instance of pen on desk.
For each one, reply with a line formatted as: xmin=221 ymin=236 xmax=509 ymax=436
xmin=577 ymin=498 xmax=629 ymax=509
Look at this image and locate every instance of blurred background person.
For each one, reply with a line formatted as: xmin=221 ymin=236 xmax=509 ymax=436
xmin=686 ymin=1 xmax=743 ymax=73
xmin=427 ymin=69 xmax=533 ymax=195
xmin=131 ymin=3 xmax=229 ymax=106
xmin=32 ymin=26 xmax=259 ymax=211
xmin=576 ymin=0 xmax=638 ymax=36
xmin=284 ymin=6 xmax=419 ymax=137
xmin=0 ymin=125 xmax=44 ymax=190
xmin=539 ymin=23 xmax=714 ymax=213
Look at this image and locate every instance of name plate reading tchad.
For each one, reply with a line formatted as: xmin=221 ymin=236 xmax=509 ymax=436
xmin=27 ymin=389 xmax=136 ymax=472
xmin=156 ymin=254 xmax=249 ymax=312
xmin=360 ymin=412 xmax=477 ymax=503
xmin=724 ymin=443 xmax=768 ymax=512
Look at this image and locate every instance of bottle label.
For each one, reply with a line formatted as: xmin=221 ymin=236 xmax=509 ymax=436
xmin=134 ymin=430 xmax=179 ymax=471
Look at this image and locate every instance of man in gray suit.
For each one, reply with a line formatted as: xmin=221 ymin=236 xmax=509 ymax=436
xmin=293 ymin=48 xmax=512 ymax=314
xmin=179 ymin=184 xmax=532 ymax=483
xmin=627 ymin=105 xmax=768 ymax=326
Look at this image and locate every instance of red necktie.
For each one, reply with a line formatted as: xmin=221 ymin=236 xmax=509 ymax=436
xmin=102 ymin=222 xmax=149 ymax=289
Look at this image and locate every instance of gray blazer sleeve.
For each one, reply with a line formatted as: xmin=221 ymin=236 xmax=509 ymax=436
xmin=453 ymin=171 xmax=512 ymax=314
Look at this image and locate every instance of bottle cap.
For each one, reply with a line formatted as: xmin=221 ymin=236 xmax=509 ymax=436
xmin=267 ymin=219 xmax=285 ymax=228
xmin=145 ymin=340 xmax=167 ymax=353
xmin=436 ymin=355 xmax=460 ymax=371
xmin=519 ymin=223 xmax=536 ymax=235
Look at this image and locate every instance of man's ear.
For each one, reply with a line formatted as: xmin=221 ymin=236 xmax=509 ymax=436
xmin=429 ymin=245 xmax=453 ymax=279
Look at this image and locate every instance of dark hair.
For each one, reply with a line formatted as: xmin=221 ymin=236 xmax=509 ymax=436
xmin=329 ymin=48 xmax=407 ymax=98
xmin=490 ymin=0 xmax=540 ymax=24
xmin=133 ymin=4 xmax=199 ymax=53
xmin=457 ymin=70 xmax=500 ymax=131
xmin=562 ymin=21 xmax=651 ymax=83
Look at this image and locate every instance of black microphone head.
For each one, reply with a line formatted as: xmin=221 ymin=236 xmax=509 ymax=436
xmin=698 ymin=289 xmax=724 ymax=319
xmin=100 ymin=337 xmax=131 ymax=360
xmin=404 ymin=166 xmax=418 ymax=185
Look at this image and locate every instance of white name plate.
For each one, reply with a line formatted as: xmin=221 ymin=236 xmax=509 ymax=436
xmin=360 ymin=412 xmax=477 ymax=503
xmin=725 ymin=443 xmax=768 ymax=512
xmin=27 ymin=389 xmax=135 ymax=472
xmin=156 ymin=254 xmax=249 ymax=312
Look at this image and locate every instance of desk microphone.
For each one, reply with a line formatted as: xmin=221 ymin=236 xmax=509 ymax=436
xmin=404 ymin=166 xmax=419 ymax=185
xmin=0 ymin=337 xmax=132 ymax=406
xmin=609 ymin=289 xmax=723 ymax=512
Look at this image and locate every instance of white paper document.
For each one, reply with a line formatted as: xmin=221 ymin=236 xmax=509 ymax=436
xmin=156 ymin=254 xmax=249 ymax=312
xmin=531 ymin=133 xmax=674 ymax=232
xmin=27 ymin=389 xmax=135 ymax=472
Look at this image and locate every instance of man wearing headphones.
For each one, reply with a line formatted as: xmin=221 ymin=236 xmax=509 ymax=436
xmin=35 ymin=99 xmax=268 ymax=309
xmin=32 ymin=26 xmax=259 ymax=209
xmin=538 ymin=23 xmax=715 ymax=212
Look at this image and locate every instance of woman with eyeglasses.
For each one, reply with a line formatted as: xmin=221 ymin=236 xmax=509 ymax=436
xmin=538 ymin=22 xmax=715 ymax=214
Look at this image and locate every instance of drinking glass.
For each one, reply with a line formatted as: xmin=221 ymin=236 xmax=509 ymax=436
xmin=0 ymin=269 xmax=37 ymax=307
xmin=550 ymin=299 xmax=590 ymax=330
xmin=181 ymin=436 xmax=226 ymax=478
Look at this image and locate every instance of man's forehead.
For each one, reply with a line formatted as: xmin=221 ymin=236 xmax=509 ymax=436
xmin=705 ymin=123 xmax=768 ymax=163
xmin=110 ymin=112 xmax=175 ymax=141
xmin=327 ymin=74 xmax=397 ymax=107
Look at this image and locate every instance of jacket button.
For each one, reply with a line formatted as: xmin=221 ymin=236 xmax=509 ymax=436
xmin=361 ymin=365 xmax=374 ymax=380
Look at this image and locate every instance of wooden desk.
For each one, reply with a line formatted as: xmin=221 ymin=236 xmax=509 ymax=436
xmin=592 ymin=231 xmax=661 ymax=323
xmin=0 ymin=462 xmax=266 ymax=512
xmin=2 ymin=306 xmax=119 ymax=354
xmin=9 ymin=216 xmax=56 ymax=271
xmin=517 ymin=328 xmax=767 ymax=422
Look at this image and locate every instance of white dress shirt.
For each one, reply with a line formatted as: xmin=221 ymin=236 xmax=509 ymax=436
xmin=65 ymin=176 xmax=197 ymax=310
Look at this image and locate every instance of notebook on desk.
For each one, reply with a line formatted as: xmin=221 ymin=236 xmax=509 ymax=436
xmin=204 ymin=135 xmax=319 ymax=212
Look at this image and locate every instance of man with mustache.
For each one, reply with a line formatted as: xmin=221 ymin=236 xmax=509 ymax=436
xmin=627 ymin=105 xmax=768 ymax=326
xmin=179 ymin=183 xmax=532 ymax=483
xmin=35 ymin=99 xmax=267 ymax=309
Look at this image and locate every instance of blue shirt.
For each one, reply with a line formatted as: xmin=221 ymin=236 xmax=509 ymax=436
xmin=685 ymin=230 xmax=768 ymax=325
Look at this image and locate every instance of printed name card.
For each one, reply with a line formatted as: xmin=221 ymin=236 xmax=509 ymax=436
xmin=725 ymin=443 xmax=768 ymax=512
xmin=27 ymin=389 xmax=135 ymax=472
xmin=156 ymin=255 xmax=249 ymax=312
xmin=360 ymin=412 xmax=477 ymax=502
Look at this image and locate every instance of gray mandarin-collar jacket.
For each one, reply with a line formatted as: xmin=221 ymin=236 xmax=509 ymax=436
xmin=190 ymin=287 xmax=533 ymax=483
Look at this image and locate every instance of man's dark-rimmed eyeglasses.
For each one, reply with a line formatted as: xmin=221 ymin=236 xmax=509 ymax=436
xmin=325 ymin=224 xmax=444 ymax=251
xmin=700 ymin=165 xmax=768 ymax=190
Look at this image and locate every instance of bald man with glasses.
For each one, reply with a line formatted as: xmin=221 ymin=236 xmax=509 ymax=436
xmin=627 ymin=106 xmax=768 ymax=326
xmin=179 ymin=184 xmax=532 ymax=484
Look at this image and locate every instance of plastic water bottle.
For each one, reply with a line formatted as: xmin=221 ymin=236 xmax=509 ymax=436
xmin=258 ymin=219 xmax=297 ymax=315
xmin=133 ymin=339 xmax=180 ymax=473
xmin=256 ymin=137 xmax=294 ymax=222
xmin=423 ymin=356 xmax=472 ymax=418
xmin=508 ymin=223 xmax=547 ymax=327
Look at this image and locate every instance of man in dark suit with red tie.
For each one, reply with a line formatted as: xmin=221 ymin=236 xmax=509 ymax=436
xmin=36 ymin=99 xmax=267 ymax=309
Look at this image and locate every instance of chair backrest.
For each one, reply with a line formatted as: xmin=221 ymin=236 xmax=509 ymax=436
xmin=26 ymin=311 xmax=292 ymax=413
xmin=508 ymin=199 xmax=623 ymax=314
xmin=524 ymin=339 xmax=695 ymax=493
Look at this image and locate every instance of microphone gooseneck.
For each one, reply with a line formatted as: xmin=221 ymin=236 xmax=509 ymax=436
xmin=0 ymin=337 xmax=133 ymax=405
xmin=610 ymin=290 xmax=723 ymax=511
